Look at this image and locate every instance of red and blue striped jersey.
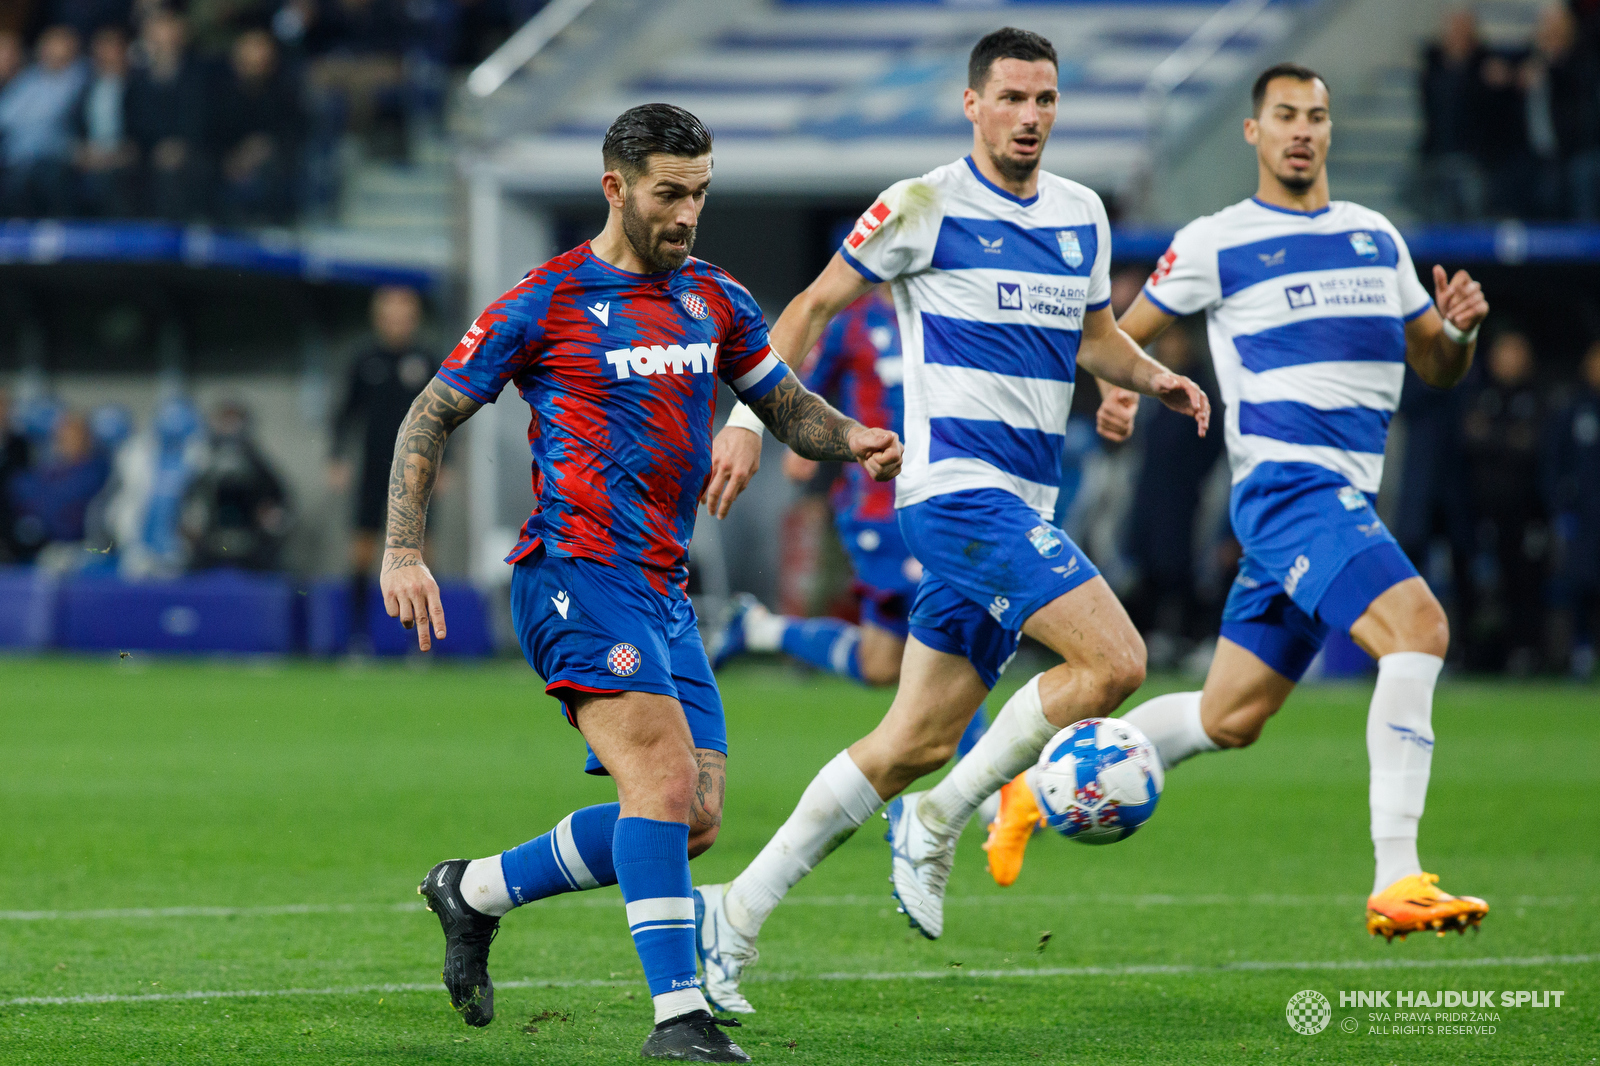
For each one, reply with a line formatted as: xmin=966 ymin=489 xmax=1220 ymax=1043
xmin=800 ymin=288 xmax=903 ymax=523
xmin=439 ymin=242 xmax=787 ymax=596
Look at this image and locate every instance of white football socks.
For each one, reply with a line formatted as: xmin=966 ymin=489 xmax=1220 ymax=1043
xmin=1121 ymin=691 xmax=1217 ymax=770
xmin=742 ymin=603 xmax=786 ymax=652
xmin=917 ymin=674 xmax=1059 ymax=838
xmin=1367 ymin=652 xmax=1443 ymax=894
xmin=653 ymin=987 xmax=710 ymax=1025
xmin=723 ymin=750 xmax=883 ymax=938
xmin=460 ymin=854 xmax=514 ymax=917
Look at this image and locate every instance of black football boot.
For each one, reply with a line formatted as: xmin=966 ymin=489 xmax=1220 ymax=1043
xmin=640 ymin=1010 xmax=752 ymax=1062
xmin=418 ymin=859 xmax=500 ymax=1026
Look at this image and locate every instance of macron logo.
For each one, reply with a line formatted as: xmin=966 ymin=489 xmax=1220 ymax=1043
xmin=551 ymin=591 xmax=570 ymax=619
xmin=587 ymin=302 xmax=610 ymax=327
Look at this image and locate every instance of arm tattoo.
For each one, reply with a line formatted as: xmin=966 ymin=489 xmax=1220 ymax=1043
xmin=384 ymin=377 xmax=480 ymax=563
xmin=745 ymin=374 xmax=861 ymax=461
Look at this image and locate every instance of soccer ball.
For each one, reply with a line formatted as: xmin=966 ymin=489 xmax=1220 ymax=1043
xmin=1026 ymin=718 xmax=1164 ymax=844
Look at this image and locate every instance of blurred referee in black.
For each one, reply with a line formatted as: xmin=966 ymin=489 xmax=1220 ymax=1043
xmin=329 ymin=285 xmax=437 ymax=650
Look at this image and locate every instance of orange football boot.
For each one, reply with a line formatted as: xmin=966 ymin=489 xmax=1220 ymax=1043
xmin=982 ymin=772 xmax=1046 ymax=887
xmin=1366 ymin=872 xmax=1489 ymax=941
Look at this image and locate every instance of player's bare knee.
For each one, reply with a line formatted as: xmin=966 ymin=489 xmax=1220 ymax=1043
xmin=687 ymin=822 xmax=720 ymax=858
xmin=1401 ymin=599 xmax=1450 ymax=659
xmin=1209 ymin=700 xmax=1277 ymax=749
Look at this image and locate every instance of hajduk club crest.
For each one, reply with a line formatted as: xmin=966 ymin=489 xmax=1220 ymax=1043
xmin=1058 ymin=230 xmax=1083 ymax=268
xmin=679 ymin=292 xmax=709 ymax=320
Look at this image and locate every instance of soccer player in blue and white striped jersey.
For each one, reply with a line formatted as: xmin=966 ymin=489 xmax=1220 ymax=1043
xmin=693 ymin=28 xmax=1210 ymax=1011
xmin=1079 ymin=65 xmax=1489 ymax=941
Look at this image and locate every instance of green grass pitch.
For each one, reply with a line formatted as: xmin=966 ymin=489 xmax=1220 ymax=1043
xmin=1 ymin=656 xmax=1596 ymax=1065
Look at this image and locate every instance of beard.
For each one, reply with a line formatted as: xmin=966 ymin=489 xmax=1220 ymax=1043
xmin=985 ymin=139 xmax=1041 ymax=184
xmin=1275 ymin=161 xmax=1317 ymax=192
xmin=622 ymin=193 xmax=696 ymax=272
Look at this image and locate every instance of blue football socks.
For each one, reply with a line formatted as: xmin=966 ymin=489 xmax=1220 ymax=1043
xmin=499 ymin=802 xmax=619 ymax=905
xmin=780 ymin=617 xmax=864 ymax=681
xmin=613 ymin=817 xmax=708 ymax=1022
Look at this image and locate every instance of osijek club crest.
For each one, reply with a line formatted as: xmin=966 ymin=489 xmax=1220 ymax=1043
xmin=1058 ymin=230 xmax=1084 ymax=268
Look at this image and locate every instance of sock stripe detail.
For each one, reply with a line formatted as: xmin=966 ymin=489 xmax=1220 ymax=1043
xmin=625 ymin=896 xmax=695 ymax=930
xmin=554 ymin=814 xmax=600 ymax=890
xmin=829 ymin=627 xmax=861 ymax=674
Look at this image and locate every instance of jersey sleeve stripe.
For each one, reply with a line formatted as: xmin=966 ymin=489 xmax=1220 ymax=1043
xmin=1086 ymin=298 xmax=1111 ymax=313
xmin=1238 ymin=400 xmax=1392 ymax=455
xmin=923 ymin=313 xmax=1077 ymax=382
xmin=731 ymin=351 xmax=789 ymax=399
xmin=928 ymin=416 xmax=1065 ymax=485
xmin=1233 ymin=316 xmax=1406 ymax=373
xmin=436 ymin=366 xmax=500 ymax=404
xmin=1402 ymin=301 xmax=1432 ymax=322
xmin=839 ymin=245 xmax=884 ymax=283
xmin=1140 ymin=284 xmax=1182 ymax=317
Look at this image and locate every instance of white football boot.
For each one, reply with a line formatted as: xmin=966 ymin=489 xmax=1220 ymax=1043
xmin=693 ymin=883 xmax=758 ymax=1014
xmin=884 ymin=791 xmax=956 ymax=940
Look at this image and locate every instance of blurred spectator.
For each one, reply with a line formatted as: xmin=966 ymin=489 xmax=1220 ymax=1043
xmin=124 ymin=10 xmax=207 ymax=219
xmin=0 ymin=387 xmax=33 ymax=564
xmin=42 ymin=0 xmax=133 ymax=40
xmin=330 ymin=285 xmax=435 ymax=648
xmin=1419 ymin=10 xmax=1487 ymax=220
xmin=6 ymin=408 xmax=111 ymax=562
xmin=305 ymin=0 xmax=412 ymax=159
xmin=210 ymin=29 xmax=303 ymax=224
xmin=0 ymin=25 xmax=88 ymax=217
xmin=0 ymin=31 xmax=25 ymax=89
xmin=1477 ymin=44 xmax=1535 ymax=217
xmin=1120 ymin=326 xmax=1224 ymax=666
xmin=182 ymin=400 xmax=291 ymax=570
xmin=73 ymin=24 xmax=135 ymax=216
xmin=104 ymin=395 xmax=207 ymax=577
xmin=1543 ymin=340 xmax=1600 ymax=677
xmin=1460 ymin=331 xmax=1549 ymax=672
xmin=1521 ymin=5 xmax=1599 ymax=219
xmin=1393 ymin=366 xmax=1476 ymax=657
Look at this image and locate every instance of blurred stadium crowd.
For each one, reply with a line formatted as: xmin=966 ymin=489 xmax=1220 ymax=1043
xmin=0 ymin=0 xmax=545 ymax=223
xmin=1418 ymin=1 xmax=1600 ymax=220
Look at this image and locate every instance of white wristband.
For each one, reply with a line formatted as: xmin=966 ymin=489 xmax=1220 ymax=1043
xmin=725 ymin=402 xmax=765 ymax=436
xmin=1440 ymin=316 xmax=1479 ymax=346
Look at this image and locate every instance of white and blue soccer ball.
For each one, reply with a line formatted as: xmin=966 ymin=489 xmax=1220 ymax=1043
xmin=1025 ymin=718 xmax=1164 ymax=844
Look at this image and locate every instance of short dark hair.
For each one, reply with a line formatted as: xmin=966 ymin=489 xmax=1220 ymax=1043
xmin=601 ymin=103 xmax=713 ymax=181
xmin=968 ymin=27 xmax=1057 ymax=92
xmin=1250 ymin=63 xmax=1328 ymax=115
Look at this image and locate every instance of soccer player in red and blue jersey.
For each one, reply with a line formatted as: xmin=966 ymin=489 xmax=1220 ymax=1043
xmin=379 ymin=104 xmax=902 ymax=1063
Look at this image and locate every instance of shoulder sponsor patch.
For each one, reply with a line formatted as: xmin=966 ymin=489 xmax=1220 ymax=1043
xmin=1149 ymin=246 xmax=1177 ymax=286
xmin=845 ymin=200 xmax=893 ymax=250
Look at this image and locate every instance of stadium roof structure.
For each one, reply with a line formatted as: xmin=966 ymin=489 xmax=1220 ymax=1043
xmin=469 ymin=0 xmax=1312 ymax=201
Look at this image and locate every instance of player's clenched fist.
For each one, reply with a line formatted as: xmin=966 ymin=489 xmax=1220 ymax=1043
xmin=1431 ymin=265 xmax=1488 ymax=334
xmin=380 ymin=548 xmax=447 ymax=652
xmin=849 ymin=425 xmax=902 ymax=481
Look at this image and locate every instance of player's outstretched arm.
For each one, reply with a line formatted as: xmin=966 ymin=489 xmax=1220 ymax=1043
xmin=1078 ymin=305 xmax=1209 ymax=437
xmin=1093 ymin=294 xmax=1179 ymax=443
xmin=704 ymin=253 xmax=876 ymax=518
xmin=746 ymin=374 xmax=902 ymax=481
xmin=1406 ymin=265 xmax=1488 ymax=388
xmin=380 ymin=376 xmax=482 ymax=651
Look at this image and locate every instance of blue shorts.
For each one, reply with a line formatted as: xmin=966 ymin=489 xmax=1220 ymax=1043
xmin=511 ymin=550 xmax=726 ymax=775
xmin=836 ymin=515 xmax=919 ymax=640
xmin=1221 ymin=463 xmax=1420 ymax=681
xmin=900 ymin=488 xmax=1099 ymax=688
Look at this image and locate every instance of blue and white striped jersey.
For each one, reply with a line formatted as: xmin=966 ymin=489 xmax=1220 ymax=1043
xmin=839 ymin=156 xmax=1112 ymax=518
xmin=1143 ymin=197 xmax=1432 ymax=495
